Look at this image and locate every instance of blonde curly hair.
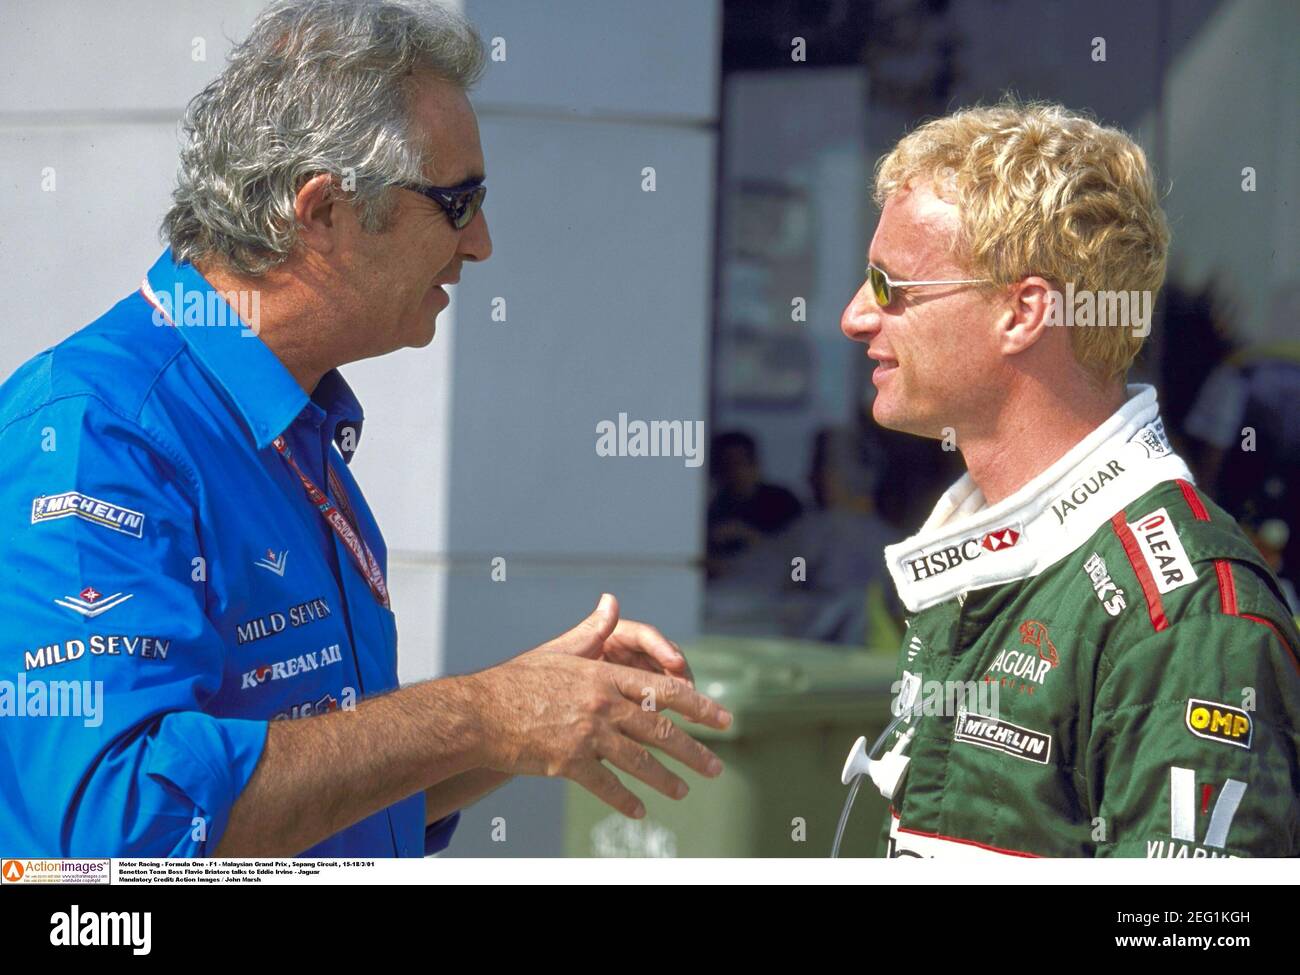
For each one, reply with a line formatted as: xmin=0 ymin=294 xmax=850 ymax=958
xmin=874 ymin=99 xmax=1170 ymax=381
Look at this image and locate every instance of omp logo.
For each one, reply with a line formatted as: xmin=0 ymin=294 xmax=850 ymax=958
xmin=1185 ymin=699 xmax=1252 ymax=750
xmin=1148 ymin=767 xmax=1246 ymax=858
xmin=3 ymin=860 xmax=23 ymax=881
xmin=31 ymin=492 xmax=145 ymax=538
xmin=50 ymin=904 xmax=151 ymax=955
xmin=903 ymin=525 xmax=1020 ymax=582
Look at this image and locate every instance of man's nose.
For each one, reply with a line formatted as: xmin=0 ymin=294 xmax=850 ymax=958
xmin=840 ymin=282 xmax=881 ymax=341
xmin=460 ymin=208 xmax=492 ymax=262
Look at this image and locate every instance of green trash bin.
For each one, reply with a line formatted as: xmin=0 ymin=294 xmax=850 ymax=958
xmin=564 ymin=635 xmax=898 ymax=857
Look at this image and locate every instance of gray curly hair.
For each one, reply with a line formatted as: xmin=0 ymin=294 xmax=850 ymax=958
xmin=161 ymin=0 xmax=485 ymax=276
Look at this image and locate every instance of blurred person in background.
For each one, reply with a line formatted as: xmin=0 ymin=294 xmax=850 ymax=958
xmin=1183 ymin=334 xmax=1300 ymax=614
xmin=790 ymin=427 xmax=900 ymax=645
xmin=707 ymin=430 xmax=803 ymax=568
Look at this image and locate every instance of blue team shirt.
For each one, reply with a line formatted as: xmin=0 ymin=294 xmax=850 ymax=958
xmin=0 ymin=249 xmax=458 ymax=857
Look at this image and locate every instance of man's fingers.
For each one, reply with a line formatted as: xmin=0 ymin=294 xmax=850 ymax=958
xmin=548 ymin=593 xmax=620 ymax=657
xmin=598 ymin=733 xmax=689 ymax=800
xmin=610 ymin=666 xmax=732 ymax=730
xmin=619 ymin=708 xmax=723 ymax=779
xmin=606 ymin=618 xmax=690 ymax=678
xmin=569 ymin=758 xmax=644 ymax=818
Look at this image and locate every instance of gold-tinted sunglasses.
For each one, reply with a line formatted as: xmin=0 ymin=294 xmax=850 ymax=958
xmin=866 ymin=263 xmax=989 ymax=308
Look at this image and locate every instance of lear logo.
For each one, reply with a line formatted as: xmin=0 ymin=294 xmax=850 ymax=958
xmin=1130 ymin=508 xmax=1198 ymax=593
xmin=255 ymin=548 xmax=289 ymax=576
xmin=1185 ymin=699 xmax=1253 ymax=750
xmin=50 ymin=904 xmax=151 ymax=955
xmin=31 ymin=492 xmax=145 ymax=538
xmin=54 ymin=586 xmax=134 ymax=619
xmin=903 ymin=525 xmax=1020 ymax=583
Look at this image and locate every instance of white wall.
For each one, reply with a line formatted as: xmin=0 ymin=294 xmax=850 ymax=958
xmin=405 ymin=0 xmax=719 ymax=856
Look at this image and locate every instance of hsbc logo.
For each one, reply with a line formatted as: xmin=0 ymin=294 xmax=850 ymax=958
xmin=904 ymin=525 xmax=1021 ymax=583
xmin=980 ymin=527 xmax=1020 ymax=551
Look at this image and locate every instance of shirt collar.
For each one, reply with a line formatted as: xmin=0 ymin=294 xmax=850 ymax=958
xmin=883 ymin=384 xmax=1193 ymax=612
xmin=143 ymin=248 xmax=363 ymax=452
xmin=312 ymin=368 xmax=366 ymax=463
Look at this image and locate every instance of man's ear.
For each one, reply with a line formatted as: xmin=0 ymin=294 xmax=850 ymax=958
xmin=294 ymin=173 xmax=339 ymax=256
xmin=997 ymin=275 xmax=1055 ymax=356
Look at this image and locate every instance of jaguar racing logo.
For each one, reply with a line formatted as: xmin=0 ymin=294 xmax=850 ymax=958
xmin=984 ymin=620 xmax=1060 ymax=692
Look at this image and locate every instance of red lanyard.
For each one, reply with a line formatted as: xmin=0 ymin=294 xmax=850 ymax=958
xmin=272 ymin=436 xmax=390 ymax=609
xmin=141 ymin=277 xmax=390 ymax=609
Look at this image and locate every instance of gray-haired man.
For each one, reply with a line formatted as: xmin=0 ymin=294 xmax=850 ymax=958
xmin=0 ymin=0 xmax=728 ymax=858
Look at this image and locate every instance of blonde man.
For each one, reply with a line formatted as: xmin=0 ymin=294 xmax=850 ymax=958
xmin=841 ymin=101 xmax=1300 ymax=857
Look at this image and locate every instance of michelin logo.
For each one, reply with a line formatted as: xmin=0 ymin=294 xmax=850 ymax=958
xmin=32 ymin=491 xmax=145 ymax=538
xmin=954 ymin=710 xmax=1052 ymax=764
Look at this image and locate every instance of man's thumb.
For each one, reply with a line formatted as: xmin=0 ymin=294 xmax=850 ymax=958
xmin=591 ymin=592 xmax=618 ymax=633
xmin=565 ymin=592 xmax=618 ymax=655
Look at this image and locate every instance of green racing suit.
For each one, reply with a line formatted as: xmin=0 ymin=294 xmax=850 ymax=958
xmin=874 ymin=384 xmax=1300 ymax=857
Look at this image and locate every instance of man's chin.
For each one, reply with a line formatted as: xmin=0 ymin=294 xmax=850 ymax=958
xmin=871 ymin=393 xmax=908 ymax=432
xmin=872 ymin=395 xmax=939 ymax=439
xmin=409 ymin=320 xmax=437 ymax=348
xmin=406 ymin=307 xmax=442 ymax=348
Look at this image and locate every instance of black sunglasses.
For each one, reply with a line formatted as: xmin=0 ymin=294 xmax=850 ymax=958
xmin=401 ymin=178 xmax=486 ymax=230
